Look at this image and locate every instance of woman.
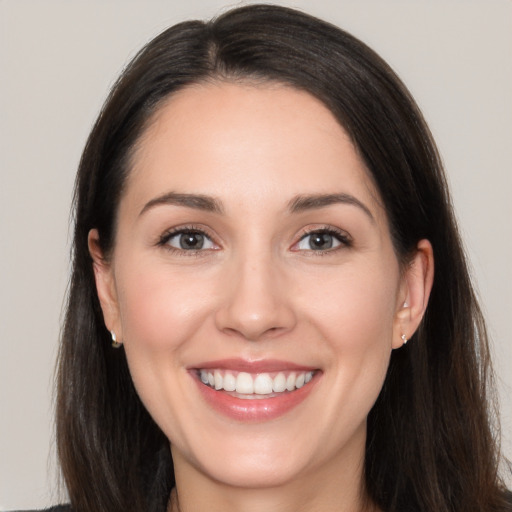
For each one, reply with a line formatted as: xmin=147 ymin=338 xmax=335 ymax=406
xmin=41 ymin=4 xmax=510 ymax=512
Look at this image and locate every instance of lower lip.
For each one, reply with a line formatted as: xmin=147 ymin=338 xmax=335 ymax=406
xmin=192 ymin=372 xmax=319 ymax=422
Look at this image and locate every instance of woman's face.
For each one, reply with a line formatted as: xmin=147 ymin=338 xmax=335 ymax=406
xmin=91 ymin=83 xmax=428 ymax=490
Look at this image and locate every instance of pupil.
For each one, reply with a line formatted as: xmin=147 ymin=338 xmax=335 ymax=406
xmin=180 ymin=232 xmax=204 ymax=249
xmin=310 ymin=232 xmax=333 ymax=250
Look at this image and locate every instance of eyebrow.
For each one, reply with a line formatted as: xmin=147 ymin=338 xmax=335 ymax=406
xmin=287 ymin=193 xmax=374 ymax=222
xmin=139 ymin=191 xmax=373 ymax=221
xmin=139 ymin=192 xmax=224 ymax=216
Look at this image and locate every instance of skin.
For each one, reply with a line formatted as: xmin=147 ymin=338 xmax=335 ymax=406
xmin=89 ymin=82 xmax=433 ymax=512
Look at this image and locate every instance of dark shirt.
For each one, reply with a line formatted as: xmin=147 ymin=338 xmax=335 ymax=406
xmin=13 ymin=507 xmax=71 ymax=512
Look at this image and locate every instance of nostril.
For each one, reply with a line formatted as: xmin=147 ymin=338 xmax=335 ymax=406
xmin=220 ymin=324 xmax=287 ymax=342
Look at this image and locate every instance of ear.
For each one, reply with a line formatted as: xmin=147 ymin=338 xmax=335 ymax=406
xmin=392 ymin=239 xmax=434 ymax=349
xmin=88 ymin=229 xmax=123 ymax=343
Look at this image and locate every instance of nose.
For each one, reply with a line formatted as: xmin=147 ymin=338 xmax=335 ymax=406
xmin=214 ymin=252 xmax=297 ymax=341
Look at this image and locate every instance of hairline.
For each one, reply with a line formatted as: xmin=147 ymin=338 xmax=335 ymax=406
xmin=117 ymin=75 xmax=398 ymax=259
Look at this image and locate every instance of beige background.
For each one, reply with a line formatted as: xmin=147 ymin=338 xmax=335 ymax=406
xmin=1 ymin=0 xmax=511 ymax=509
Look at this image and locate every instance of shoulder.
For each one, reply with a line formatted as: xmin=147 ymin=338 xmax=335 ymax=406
xmin=11 ymin=506 xmax=72 ymax=512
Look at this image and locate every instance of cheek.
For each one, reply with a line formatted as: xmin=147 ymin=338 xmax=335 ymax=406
xmin=310 ymin=265 xmax=397 ymax=412
xmin=300 ymin=260 xmax=399 ymax=352
xmin=114 ymin=263 xmax=211 ymax=437
xmin=115 ymin=263 xmax=215 ymax=352
xmin=298 ymin=259 xmax=399 ymax=412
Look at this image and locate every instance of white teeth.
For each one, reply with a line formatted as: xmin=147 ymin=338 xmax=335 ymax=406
xmin=236 ymin=372 xmax=254 ymax=394
xmin=214 ymin=370 xmax=223 ymax=390
xmin=254 ymin=374 xmax=273 ymax=394
xmin=286 ymin=373 xmax=296 ymax=391
xmin=223 ymin=372 xmax=236 ymax=392
xmin=199 ymin=369 xmax=315 ymax=395
xmin=273 ymin=372 xmax=287 ymax=392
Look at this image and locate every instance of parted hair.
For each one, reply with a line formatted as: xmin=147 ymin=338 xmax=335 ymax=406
xmin=57 ymin=4 xmax=511 ymax=511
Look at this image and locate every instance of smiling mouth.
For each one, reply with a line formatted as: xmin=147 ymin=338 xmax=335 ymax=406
xmin=198 ymin=369 xmax=315 ymax=399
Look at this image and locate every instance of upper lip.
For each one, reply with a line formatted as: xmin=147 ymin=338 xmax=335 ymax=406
xmin=189 ymin=358 xmax=318 ymax=373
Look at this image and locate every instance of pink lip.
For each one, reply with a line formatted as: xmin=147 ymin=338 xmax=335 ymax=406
xmin=189 ymin=359 xmax=320 ymax=422
xmin=190 ymin=358 xmax=317 ymax=373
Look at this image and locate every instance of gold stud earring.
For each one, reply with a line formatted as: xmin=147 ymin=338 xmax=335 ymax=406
xmin=111 ymin=330 xmax=122 ymax=348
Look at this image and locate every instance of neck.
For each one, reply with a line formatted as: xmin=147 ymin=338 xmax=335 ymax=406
xmin=169 ymin=486 xmax=374 ymax=512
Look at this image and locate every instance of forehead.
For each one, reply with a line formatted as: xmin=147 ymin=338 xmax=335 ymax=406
xmin=125 ymin=82 xmax=384 ymax=218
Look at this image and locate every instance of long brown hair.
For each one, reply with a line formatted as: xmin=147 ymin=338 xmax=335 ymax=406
xmin=57 ymin=4 xmax=511 ymax=511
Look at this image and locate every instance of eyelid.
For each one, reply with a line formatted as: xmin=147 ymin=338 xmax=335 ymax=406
xmin=157 ymin=224 xmax=220 ymax=253
xmin=291 ymin=225 xmax=353 ymax=252
xmin=155 ymin=223 xmax=351 ymax=255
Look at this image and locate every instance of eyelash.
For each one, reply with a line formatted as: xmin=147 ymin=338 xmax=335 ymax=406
xmin=156 ymin=225 xmax=352 ymax=256
xmin=157 ymin=225 xmax=218 ymax=256
xmin=293 ymin=226 xmax=352 ymax=254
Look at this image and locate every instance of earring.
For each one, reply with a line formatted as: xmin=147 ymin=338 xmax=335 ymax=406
xmin=401 ymin=334 xmax=408 ymax=345
xmin=111 ymin=330 xmax=122 ymax=348
xmin=403 ymin=301 xmax=409 ymax=308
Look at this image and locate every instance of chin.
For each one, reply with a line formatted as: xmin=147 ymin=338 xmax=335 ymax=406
xmin=198 ymin=452 xmax=307 ymax=489
xmin=171 ymin=426 xmax=319 ymax=489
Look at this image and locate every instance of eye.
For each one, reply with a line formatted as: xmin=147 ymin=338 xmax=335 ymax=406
xmin=295 ymin=228 xmax=350 ymax=252
xmin=162 ymin=229 xmax=216 ymax=251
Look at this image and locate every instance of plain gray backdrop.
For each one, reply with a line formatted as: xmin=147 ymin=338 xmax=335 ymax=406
xmin=1 ymin=0 xmax=511 ymax=509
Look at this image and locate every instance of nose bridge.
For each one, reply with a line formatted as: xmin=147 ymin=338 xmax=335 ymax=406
xmin=215 ymin=244 xmax=296 ymax=341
